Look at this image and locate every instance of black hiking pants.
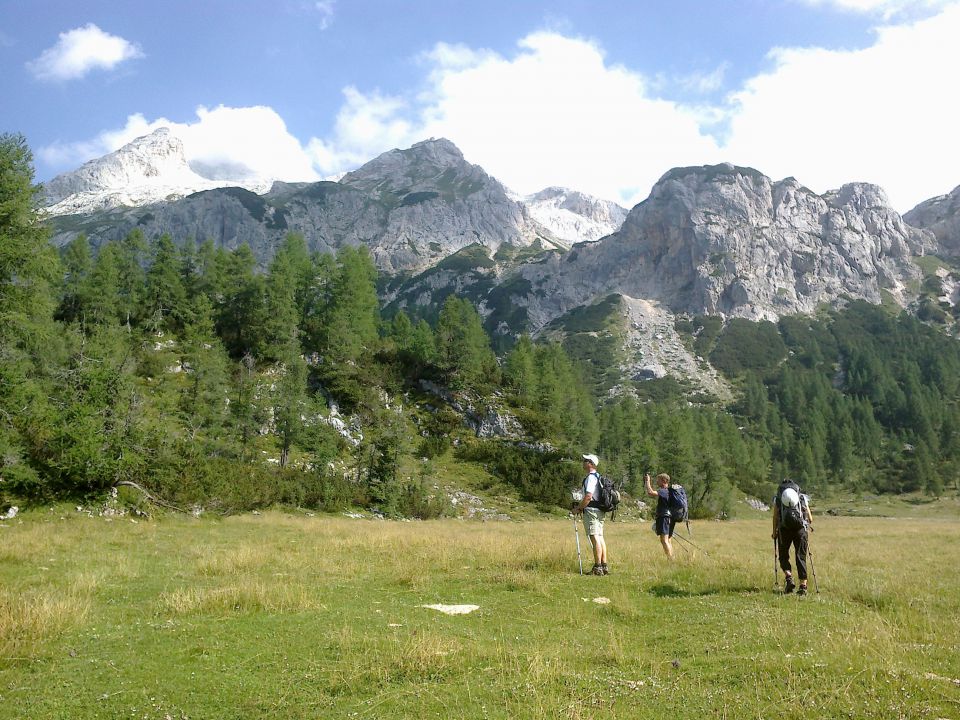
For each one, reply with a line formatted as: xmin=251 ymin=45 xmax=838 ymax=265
xmin=778 ymin=527 xmax=808 ymax=581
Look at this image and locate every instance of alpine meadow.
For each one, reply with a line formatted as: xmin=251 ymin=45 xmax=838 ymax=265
xmin=3 ymin=56 xmax=960 ymax=716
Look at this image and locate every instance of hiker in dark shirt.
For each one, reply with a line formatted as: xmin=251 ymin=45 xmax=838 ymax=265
xmin=645 ymin=472 xmax=675 ymax=559
xmin=772 ymin=478 xmax=814 ymax=595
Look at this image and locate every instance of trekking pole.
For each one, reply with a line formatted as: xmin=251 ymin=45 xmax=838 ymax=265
xmin=572 ymin=514 xmax=583 ymax=575
xmin=807 ymin=538 xmax=820 ymax=594
xmin=673 ymin=532 xmax=709 ymax=556
xmin=773 ymin=537 xmax=780 ymax=592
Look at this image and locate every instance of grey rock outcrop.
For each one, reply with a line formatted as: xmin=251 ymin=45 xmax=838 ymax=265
xmin=518 ymin=186 xmax=627 ymax=243
xmin=509 ymin=163 xmax=935 ymax=328
xmin=905 ymin=184 xmax=960 ymax=256
xmin=42 ymin=128 xmax=272 ymax=215
xmin=48 ymin=138 xmax=564 ymax=274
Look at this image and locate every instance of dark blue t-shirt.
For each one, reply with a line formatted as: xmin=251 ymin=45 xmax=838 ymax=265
xmin=656 ymin=487 xmax=671 ymax=518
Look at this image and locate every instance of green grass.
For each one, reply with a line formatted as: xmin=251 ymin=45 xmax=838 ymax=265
xmin=2 ymin=510 xmax=959 ymax=719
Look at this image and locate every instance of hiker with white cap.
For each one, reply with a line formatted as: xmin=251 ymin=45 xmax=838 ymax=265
xmin=572 ymin=453 xmax=609 ymax=575
xmin=772 ymin=478 xmax=814 ymax=595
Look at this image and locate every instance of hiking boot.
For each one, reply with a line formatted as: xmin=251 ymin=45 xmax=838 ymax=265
xmin=601 ymin=564 xmax=610 ymax=575
xmin=590 ymin=565 xmax=604 ymax=576
xmin=797 ymin=585 xmax=808 ymax=596
xmin=784 ymin=577 xmax=796 ymax=594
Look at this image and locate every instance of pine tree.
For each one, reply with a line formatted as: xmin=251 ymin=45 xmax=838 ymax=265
xmin=58 ymin=234 xmax=93 ymax=323
xmin=504 ymin=334 xmax=536 ymax=404
xmin=271 ymin=341 xmax=309 ymax=468
xmin=85 ymin=242 xmax=122 ymax=325
xmin=435 ymin=296 xmax=497 ymax=391
xmin=260 ymin=243 xmax=302 ymax=361
xmin=218 ymin=244 xmax=264 ymax=358
xmin=115 ymin=229 xmax=148 ymax=328
xmin=179 ymin=295 xmax=231 ymax=447
xmin=319 ymin=246 xmax=380 ymax=405
xmin=0 ymin=133 xmax=61 ymax=498
xmin=145 ymin=233 xmax=189 ymax=333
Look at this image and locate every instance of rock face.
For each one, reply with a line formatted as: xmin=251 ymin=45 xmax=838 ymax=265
xmin=42 ymin=128 xmax=272 ymax=215
xmin=518 ymin=187 xmax=627 ymax=243
xmin=905 ymin=184 xmax=960 ymax=256
xmin=48 ymin=137 xmax=565 ymax=273
xmin=44 ymin=142 xmax=944 ymax=394
xmin=509 ymin=164 xmax=935 ymax=329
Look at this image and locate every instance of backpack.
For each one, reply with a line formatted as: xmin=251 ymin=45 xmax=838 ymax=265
xmin=589 ymin=472 xmax=621 ymax=513
xmin=777 ymin=481 xmax=805 ymax=532
xmin=668 ymin=484 xmax=688 ymax=522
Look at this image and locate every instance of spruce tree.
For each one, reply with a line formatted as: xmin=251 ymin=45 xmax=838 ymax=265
xmin=58 ymin=234 xmax=93 ymax=323
xmin=145 ymin=233 xmax=189 ymax=333
xmin=0 ymin=133 xmax=61 ymax=498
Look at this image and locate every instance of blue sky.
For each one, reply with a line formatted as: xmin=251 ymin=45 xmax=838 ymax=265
xmin=2 ymin=0 xmax=959 ymax=210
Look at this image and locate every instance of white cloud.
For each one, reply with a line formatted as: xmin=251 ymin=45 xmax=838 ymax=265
xmin=722 ymin=2 xmax=960 ymax=210
xmin=307 ymin=87 xmax=415 ymax=175
xmin=27 ymin=23 xmax=143 ymax=81
xmin=307 ymin=33 xmax=723 ymax=206
xmin=39 ymin=105 xmax=319 ymax=183
xmin=798 ymin=0 xmax=953 ymax=16
xmin=314 ymin=1 xmax=336 ymax=30
xmin=39 ymin=6 xmax=960 ymax=213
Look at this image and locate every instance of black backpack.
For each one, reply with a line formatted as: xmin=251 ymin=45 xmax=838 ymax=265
xmin=777 ymin=481 xmax=805 ymax=532
xmin=590 ymin=472 xmax=621 ymax=513
xmin=668 ymin=484 xmax=689 ymax=522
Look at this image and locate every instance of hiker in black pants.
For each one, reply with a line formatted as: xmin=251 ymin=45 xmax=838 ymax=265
xmin=772 ymin=479 xmax=813 ymax=595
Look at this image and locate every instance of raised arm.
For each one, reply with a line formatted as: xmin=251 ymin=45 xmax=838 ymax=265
xmin=644 ymin=473 xmax=658 ymax=498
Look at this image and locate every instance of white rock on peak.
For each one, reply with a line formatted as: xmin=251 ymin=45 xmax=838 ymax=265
xmin=518 ymin=186 xmax=628 ymax=243
xmin=42 ymin=128 xmax=274 ymax=217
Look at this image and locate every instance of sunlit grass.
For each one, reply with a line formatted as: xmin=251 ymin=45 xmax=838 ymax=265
xmin=1 ymin=508 xmax=958 ymax=718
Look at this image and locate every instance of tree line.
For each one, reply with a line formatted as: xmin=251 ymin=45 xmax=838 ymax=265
xmin=1 ymin=133 xmax=955 ymax=518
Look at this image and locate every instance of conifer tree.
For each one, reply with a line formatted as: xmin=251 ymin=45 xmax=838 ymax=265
xmin=435 ymin=296 xmax=497 ymax=391
xmin=218 ymin=244 xmax=264 ymax=358
xmin=319 ymin=246 xmax=379 ymax=404
xmin=58 ymin=234 xmax=92 ymax=323
xmin=146 ymin=233 xmax=189 ymax=333
xmin=85 ymin=242 xmax=122 ymax=325
xmin=504 ymin=334 xmax=536 ymax=403
xmin=115 ymin=229 xmax=148 ymax=328
xmin=179 ymin=295 xmax=231 ymax=448
xmin=0 ymin=133 xmax=61 ymax=497
xmin=271 ymin=341 xmax=309 ymax=468
xmin=260 ymin=246 xmax=301 ymax=361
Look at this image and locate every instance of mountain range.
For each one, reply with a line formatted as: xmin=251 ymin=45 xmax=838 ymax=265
xmin=42 ymin=130 xmax=960 ymax=394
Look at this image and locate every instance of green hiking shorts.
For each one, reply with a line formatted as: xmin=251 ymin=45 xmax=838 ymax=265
xmin=583 ymin=507 xmax=605 ymax=536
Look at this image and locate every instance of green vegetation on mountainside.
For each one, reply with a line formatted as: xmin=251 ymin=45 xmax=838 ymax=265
xmin=3 ymin=132 xmax=960 ymax=521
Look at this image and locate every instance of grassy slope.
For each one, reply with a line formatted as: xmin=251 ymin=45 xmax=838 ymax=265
xmin=2 ymin=510 xmax=959 ymax=719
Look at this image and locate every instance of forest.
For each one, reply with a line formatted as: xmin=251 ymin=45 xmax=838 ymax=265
xmin=2 ymin=133 xmax=957 ymax=519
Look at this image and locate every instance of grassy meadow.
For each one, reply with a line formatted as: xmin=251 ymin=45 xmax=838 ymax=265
xmin=2 ymin=508 xmax=959 ymax=719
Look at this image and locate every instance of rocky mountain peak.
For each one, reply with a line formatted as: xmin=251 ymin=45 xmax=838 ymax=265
xmin=904 ymin=184 xmax=960 ymax=256
xmin=44 ymin=128 xmax=194 ymax=205
xmin=519 ymin=186 xmax=627 ymax=243
xmin=508 ymin=163 xmax=936 ymax=332
xmin=42 ymin=127 xmax=273 ymax=217
xmin=339 ymin=137 xmax=481 ymax=195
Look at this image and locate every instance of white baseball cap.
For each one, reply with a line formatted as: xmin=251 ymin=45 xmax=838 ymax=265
xmin=581 ymin=453 xmax=599 ymax=466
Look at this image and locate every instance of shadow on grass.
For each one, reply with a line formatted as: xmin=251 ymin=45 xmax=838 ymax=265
xmin=647 ymin=583 xmax=762 ymax=598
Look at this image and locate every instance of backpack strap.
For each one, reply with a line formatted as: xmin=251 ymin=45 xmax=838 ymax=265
xmin=584 ymin=471 xmax=600 ymax=506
